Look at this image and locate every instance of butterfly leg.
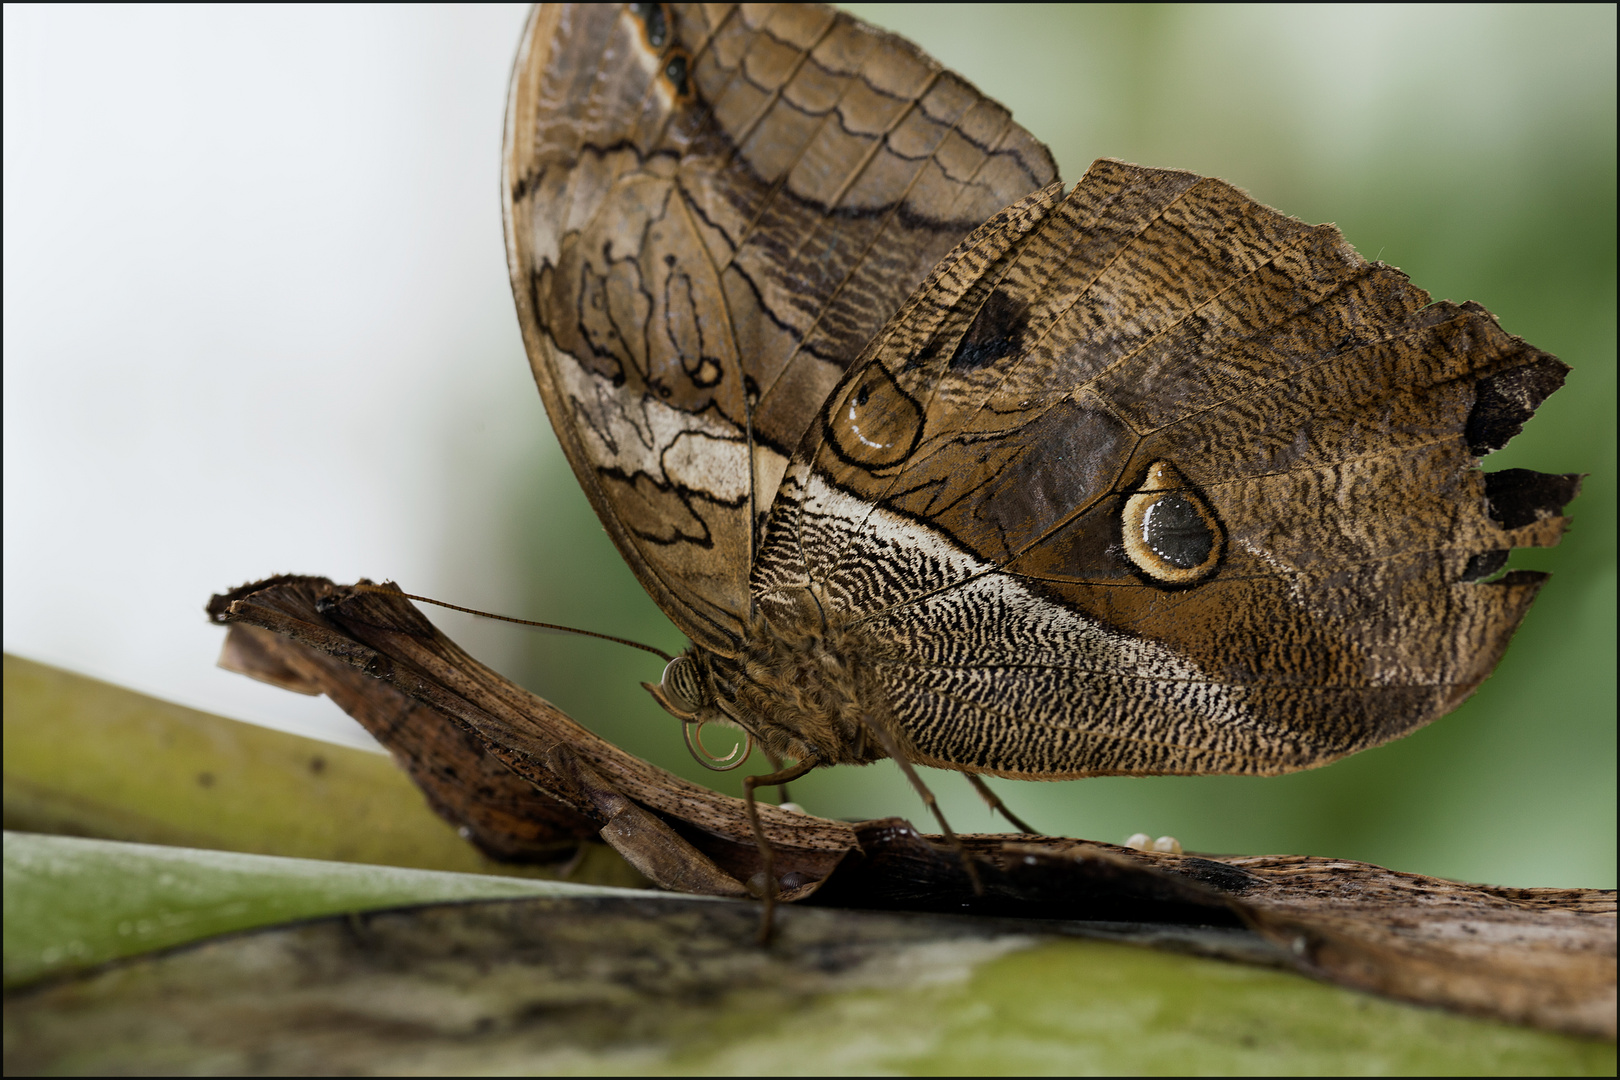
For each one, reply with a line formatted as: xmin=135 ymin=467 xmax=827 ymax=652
xmin=964 ymin=773 xmax=1038 ymax=834
xmin=762 ymin=750 xmax=792 ymax=806
xmin=743 ymin=756 xmax=819 ymax=945
xmin=860 ymin=718 xmax=984 ymax=896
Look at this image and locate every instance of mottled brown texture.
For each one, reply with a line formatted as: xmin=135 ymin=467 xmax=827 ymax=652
xmin=504 ymin=3 xmax=1056 ymax=651
xmin=504 ymin=4 xmax=1575 ymax=791
xmin=210 ymin=576 xmax=1614 ymax=1038
xmin=209 ymin=578 xmax=854 ymax=898
xmin=209 ymin=581 xmax=598 ymax=863
xmin=760 ymin=160 xmax=1574 ymax=780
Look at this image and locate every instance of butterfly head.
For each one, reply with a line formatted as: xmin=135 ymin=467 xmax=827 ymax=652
xmin=646 ymin=652 xmax=757 ymax=772
xmin=645 ymin=606 xmax=896 ymax=773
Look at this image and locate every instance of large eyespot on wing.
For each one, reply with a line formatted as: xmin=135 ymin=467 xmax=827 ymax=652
xmin=823 ymin=364 xmax=923 ymax=470
xmin=1119 ymin=461 xmax=1222 ymax=587
xmin=504 ymin=3 xmax=1056 ymax=653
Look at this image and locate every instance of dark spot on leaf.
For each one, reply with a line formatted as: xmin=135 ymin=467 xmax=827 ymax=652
xmin=309 ymin=755 xmax=327 ymax=776
xmin=197 ymin=772 xmax=215 ymax=788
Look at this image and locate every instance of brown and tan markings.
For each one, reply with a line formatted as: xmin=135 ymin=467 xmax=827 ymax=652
xmin=505 ymin=2 xmax=1056 ymax=656
xmin=502 ymin=4 xmax=1578 ymax=905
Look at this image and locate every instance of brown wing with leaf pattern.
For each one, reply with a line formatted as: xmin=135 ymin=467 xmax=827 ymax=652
xmin=753 ymin=159 xmax=1575 ymax=778
xmin=503 ymin=3 xmax=1057 ymax=652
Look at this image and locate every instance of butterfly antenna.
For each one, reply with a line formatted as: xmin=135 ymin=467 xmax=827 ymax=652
xmin=348 ymin=583 xmax=673 ymax=662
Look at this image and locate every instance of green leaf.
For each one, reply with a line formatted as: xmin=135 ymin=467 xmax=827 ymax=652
xmin=2 ymin=831 xmax=659 ymax=988
xmin=1 ymin=654 xmax=643 ymax=887
xmin=4 ymin=836 xmax=1612 ymax=1074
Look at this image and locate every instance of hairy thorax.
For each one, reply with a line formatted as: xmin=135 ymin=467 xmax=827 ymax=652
xmin=704 ymin=592 xmax=893 ymax=768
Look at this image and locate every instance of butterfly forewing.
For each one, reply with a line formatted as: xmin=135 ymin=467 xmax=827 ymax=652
xmin=503 ymin=2 xmax=1056 ymax=653
xmin=757 ymin=159 xmax=1572 ymax=778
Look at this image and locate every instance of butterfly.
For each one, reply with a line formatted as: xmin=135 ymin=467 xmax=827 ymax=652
xmin=500 ymin=3 xmax=1576 ymax=884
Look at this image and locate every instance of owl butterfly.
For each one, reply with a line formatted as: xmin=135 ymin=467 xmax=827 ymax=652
xmin=502 ymin=4 xmax=1576 ymax=892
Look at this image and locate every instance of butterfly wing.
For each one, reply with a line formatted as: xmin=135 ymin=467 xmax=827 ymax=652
xmin=754 ymin=159 xmax=1574 ymax=777
xmin=503 ymin=3 xmax=1056 ymax=652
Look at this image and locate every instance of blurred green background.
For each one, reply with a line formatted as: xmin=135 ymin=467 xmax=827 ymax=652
xmin=460 ymin=5 xmax=1615 ymax=889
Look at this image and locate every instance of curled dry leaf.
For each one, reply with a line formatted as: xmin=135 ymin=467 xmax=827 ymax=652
xmin=210 ymin=576 xmax=1614 ymax=1038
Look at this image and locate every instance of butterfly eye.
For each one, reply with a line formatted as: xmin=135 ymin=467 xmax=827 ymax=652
xmin=825 ymin=365 xmax=922 ymax=469
xmin=659 ymin=655 xmax=706 ymax=715
xmin=1121 ymin=461 xmax=1223 ymax=586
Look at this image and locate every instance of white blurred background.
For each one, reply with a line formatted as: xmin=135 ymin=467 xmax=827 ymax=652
xmin=6 ymin=5 xmax=1614 ymax=887
xmin=6 ymin=5 xmax=536 ymax=748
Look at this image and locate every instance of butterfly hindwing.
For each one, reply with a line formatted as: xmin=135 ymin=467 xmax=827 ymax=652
xmin=756 ymin=159 xmax=1573 ymax=778
xmin=503 ymin=3 xmax=1056 ymax=652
